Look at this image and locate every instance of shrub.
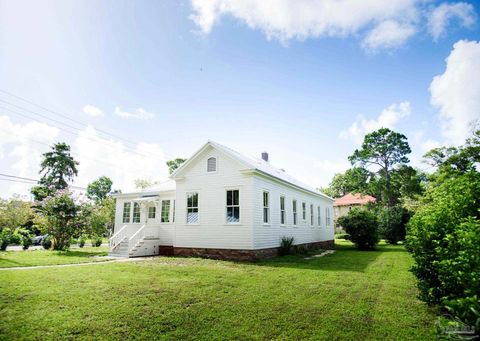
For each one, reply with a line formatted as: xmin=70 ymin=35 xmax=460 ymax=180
xmin=0 ymin=230 xmax=10 ymax=251
xmin=378 ymin=206 xmax=409 ymax=244
xmin=79 ymin=236 xmax=86 ymax=248
xmin=337 ymin=208 xmax=378 ymax=249
xmin=279 ymin=236 xmax=294 ymax=256
xmin=293 ymin=244 xmax=309 ymax=255
xmin=407 ymin=172 xmax=480 ymax=332
xmin=42 ymin=235 xmax=52 ymax=250
xmin=16 ymin=228 xmax=32 ymax=250
xmin=92 ymin=236 xmax=102 ymax=247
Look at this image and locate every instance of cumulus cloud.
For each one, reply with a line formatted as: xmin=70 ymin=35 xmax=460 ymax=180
xmin=189 ymin=0 xmax=475 ymax=50
xmin=0 ymin=115 xmax=60 ymax=196
xmin=73 ymin=126 xmax=169 ymax=192
xmin=428 ymin=2 xmax=475 ymax=41
xmin=430 ymin=40 xmax=480 ymax=145
xmin=115 ymin=106 xmax=155 ymax=120
xmin=340 ymin=101 xmax=411 ymax=144
xmin=83 ymin=105 xmax=104 ymax=117
xmin=0 ymin=114 xmax=169 ymax=197
xmin=362 ymin=20 xmax=416 ymax=51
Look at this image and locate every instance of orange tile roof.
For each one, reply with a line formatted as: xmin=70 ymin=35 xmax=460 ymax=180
xmin=333 ymin=193 xmax=376 ymax=206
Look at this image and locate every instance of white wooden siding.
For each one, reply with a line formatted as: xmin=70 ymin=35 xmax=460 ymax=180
xmin=252 ymin=175 xmax=334 ymax=249
xmin=174 ymin=145 xmax=254 ymax=249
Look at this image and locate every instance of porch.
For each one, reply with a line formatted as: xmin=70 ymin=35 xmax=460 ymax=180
xmin=109 ymin=193 xmax=175 ymax=257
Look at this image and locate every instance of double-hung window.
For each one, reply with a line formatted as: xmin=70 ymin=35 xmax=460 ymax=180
xmin=132 ymin=203 xmax=141 ymax=223
xmin=263 ymin=191 xmax=270 ymax=224
xmin=263 ymin=192 xmax=270 ymax=224
xmin=317 ymin=206 xmax=321 ymax=226
xmin=280 ymin=196 xmax=286 ymax=225
xmin=325 ymin=207 xmax=331 ymax=226
xmin=302 ymin=202 xmax=306 ymax=221
xmin=148 ymin=206 xmax=156 ymax=219
xmin=292 ymin=200 xmax=297 ymax=226
xmin=187 ymin=192 xmax=199 ymax=224
xmin=310 ymin=204 xmax=314 ymax=226
xmin=226 ymin=190 xmax=240 ymax=223
xmin=161 ymin=200 xmax=170 ymax=222
xmin=122 ymin=202 xmax=131 ymax=223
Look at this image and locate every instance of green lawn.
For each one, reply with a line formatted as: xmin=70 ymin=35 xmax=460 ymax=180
xmin=0 ymin=241 xmax=437 ymax=340
xmin=0 ymin=246 xmax=109 ymax=268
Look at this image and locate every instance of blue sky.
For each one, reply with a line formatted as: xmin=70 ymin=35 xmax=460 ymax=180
xmin=0 ymin=0 xmax=479 ymax=198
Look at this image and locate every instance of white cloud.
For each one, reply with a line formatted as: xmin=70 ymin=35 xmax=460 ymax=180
xmin=114 ymin=106 xmax=155 ymax=120
xmin=430 ymin=40 xmax=480 ymax=145
xmin=428 ymin=2 xmax=475 ymax=41
xmin=0 ymin=115 xmax=60 ymax=197
xmin=73 ymin=126 xmax=169 ymax=192
xmin=0 ymin=114 xmax=169 ymax=197
xmin=190 ymin=0 xmax=476 ymax=50
xmin=340 ymin=101 xmax=411 ymax=144
xmin=362 ymin=20 xmax=416 ymax=51
xmin=83 ymin=105 xmax=104 ymax=117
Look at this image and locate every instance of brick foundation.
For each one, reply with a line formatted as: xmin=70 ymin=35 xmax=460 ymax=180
xmin=172 ymin=240 xmax=334 ymax=261
xmin=158 ymin=245 xmax=174 ymax=256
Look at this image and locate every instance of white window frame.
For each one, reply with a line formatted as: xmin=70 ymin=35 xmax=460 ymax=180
xmin=280 ymin=196 xmax=286 ymax=226
xmin=186 ymin=192 xmax=199 ymax=225
xmin=207 ymin=156 xmax=217 ymax=173
xmin=302 ymin=202 xmax=306 ymax=221
xmin=226 ymin=189 xmax=240 ymax=224
xmin=122 ymin=202 xmax=131 ymax=223
xmin=148 ymin=205 xmax=156 ymax=219
xmin=161 ymin=200 xmax=170 ymax=223
xmin=310 ymin=204 xmax=314 ymax=227
xmin=292 ymin=199 xmax=297 ymax=226
xmin=263 ymin=191 xmax=270 ymax=225
xmin=317 ymin=206 xmax=321 ymax=227
xmin=325 ymin=207 xmax=331 ymax=227
xmin=132 ymin=202 xmax=141 ymax=224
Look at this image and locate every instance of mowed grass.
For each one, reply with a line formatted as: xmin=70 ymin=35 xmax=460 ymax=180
xmin=0 ymin=241 xmax=437 ymax=340
xmin=0 ymin=246 xmax=109 ymax=268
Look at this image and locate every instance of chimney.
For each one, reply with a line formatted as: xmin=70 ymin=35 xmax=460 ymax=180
xmin=261 ymin=152 xmax=269 ymax=162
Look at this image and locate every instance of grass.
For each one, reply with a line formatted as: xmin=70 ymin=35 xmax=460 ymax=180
xmin=0 ymin=241 xmax=437 ymax=340
xmin=0 ymin=246 xmax=109 ymax=268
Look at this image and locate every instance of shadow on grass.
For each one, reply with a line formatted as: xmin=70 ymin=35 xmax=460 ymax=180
xmin=254 ymin=242 xmax=407 ymax=273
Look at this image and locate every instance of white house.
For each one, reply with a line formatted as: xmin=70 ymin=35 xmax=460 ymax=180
xmin=109 ymin=141 xmax=334 ymax=260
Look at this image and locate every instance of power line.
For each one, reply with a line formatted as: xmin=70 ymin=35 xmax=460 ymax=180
xmin=0 ymin=92 xmax=177 ymax=160
xmin=0 ymin=104 xmax=175 ymax=161
xmin=0 ymin=173 xmax=87 ymax=190
xmin=0 ymin=126 xmax=165 ymax=175
xmin=0 ymin=89 xmax=143 ymax=148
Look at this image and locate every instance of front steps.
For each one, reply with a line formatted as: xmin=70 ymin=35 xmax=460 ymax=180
xmin=109 ymin=237 xmax=161 ymax=258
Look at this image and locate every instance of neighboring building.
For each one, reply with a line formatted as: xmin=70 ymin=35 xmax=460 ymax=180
xmin=333 ymin=192 xmax=376 ymax=228
xmin=110 ymin=141 xmax=334 ymax=261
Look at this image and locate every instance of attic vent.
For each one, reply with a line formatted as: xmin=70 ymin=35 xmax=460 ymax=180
xmin=207 ymin=157 xmax=217 ymax=172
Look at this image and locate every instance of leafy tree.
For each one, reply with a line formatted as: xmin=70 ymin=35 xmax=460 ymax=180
xmin=0 ymin=196 xmax=35 ymax=250
xmin=86 ymin=176 xmax=112 ymax=203
xmin=167 ymin=158 xmax=187 ymax=174
xmin=337 ymin=208 xmax=379 ymax=249
xmin=321 ymin=167 xmax=373 ymax=198
xmin=31 ymin=143 xmax=79 ymax=201
xmin=377 ymin=205 xmax=409 ymax=244
xmin=349 ymin=128 xmax=411 ymax=206
xmin=36 ymin=189 xmax=85 ymax=250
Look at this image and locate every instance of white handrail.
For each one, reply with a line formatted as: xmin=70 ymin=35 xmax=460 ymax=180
xmin=109 ymin=225 xmax=128 ymax=248
xmin=128 ymin=224 xmax=146 ymax=251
